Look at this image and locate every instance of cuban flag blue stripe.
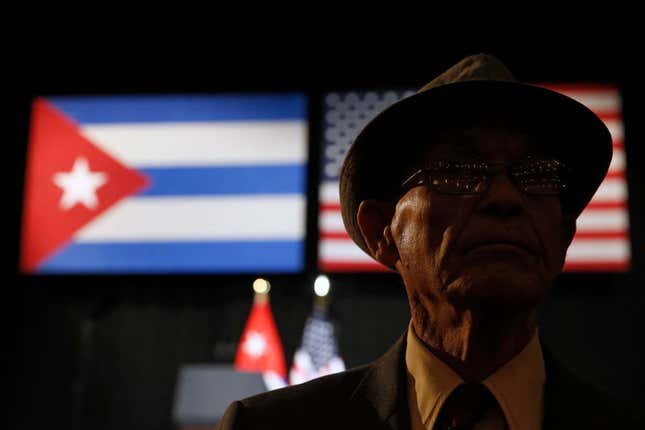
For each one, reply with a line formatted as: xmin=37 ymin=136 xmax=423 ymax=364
xmin=35 ymin=93 xmax=308 ymax=274
xmin=136 ymin=165 xmax=306 ymax=196
xmin=39 ymin=241 xmax=304 ymax=273
xmin=49 ymin=94 xmax=307 ymax=124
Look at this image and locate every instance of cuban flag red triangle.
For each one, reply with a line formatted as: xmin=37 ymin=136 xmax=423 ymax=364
xmin=21 ymin=98 xmax=149 ymax=273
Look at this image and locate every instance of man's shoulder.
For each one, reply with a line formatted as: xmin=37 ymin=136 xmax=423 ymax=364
xmin=243 ymin=363 xmax=372 ymax=409
xmin=216 ymin=335 xmax=408 ymax=429
xmin=216 ymin=363 xmax=375 ymax=429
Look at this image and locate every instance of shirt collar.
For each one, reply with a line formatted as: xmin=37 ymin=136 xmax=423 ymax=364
xmin=405 ymin=321 xmax=545 ymax=430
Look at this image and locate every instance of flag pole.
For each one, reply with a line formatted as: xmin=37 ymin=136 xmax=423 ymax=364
xmin=235 ymin=277 xmax=288 ymax=390
xmin=313 ymin=292 xmax=329 ymax=314
xmin=289 ymin=274 xmax=345 ymax=385
xmin=252 ymin=278 xmax=270 ymax=304
xmin=313 ymin=274 xmax=330 ymax=314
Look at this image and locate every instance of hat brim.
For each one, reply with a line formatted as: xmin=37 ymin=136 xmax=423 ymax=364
xmin=340 ymin=80 xmax=613 ymax=260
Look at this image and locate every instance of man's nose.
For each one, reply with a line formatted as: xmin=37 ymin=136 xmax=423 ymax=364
xmin=476 ymin=171 xmax=525 ymax=218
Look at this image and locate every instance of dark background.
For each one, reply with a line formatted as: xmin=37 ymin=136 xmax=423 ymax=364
xmin=9 ymin=44 xmax=644 ymax=429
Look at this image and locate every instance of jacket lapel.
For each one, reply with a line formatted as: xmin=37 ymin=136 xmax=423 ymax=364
xmin=347 ymin=332 xmax=411 ymax=430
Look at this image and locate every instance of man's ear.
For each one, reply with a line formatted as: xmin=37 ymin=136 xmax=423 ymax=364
xmin=356 ymin=200 xmax=399 ymax=267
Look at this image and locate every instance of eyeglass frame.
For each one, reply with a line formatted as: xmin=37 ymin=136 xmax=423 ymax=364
xmin=400 ymin=155 xmax=571 ymax=196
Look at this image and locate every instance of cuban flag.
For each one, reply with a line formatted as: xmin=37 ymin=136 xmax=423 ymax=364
xmin=319 ymin=87 xmax=630 ymax=272
xmin=21 ymin=94 xmax=308 ymax=274
xmin=234 ymin=295 xmax=288 ymax=391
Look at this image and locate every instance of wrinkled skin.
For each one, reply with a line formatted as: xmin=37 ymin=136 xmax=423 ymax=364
xmin=393 ymin=128 xmax=574 ymax=310
xmin=357 ymin=120 xmax=577 ymax=379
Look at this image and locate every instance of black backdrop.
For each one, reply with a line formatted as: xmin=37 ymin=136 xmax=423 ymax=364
xmin=9 ymin=44 xmax=644 ymax=429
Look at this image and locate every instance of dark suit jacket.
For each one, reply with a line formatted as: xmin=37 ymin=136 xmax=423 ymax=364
xmin=216 ymin=333 xmax=642 ymax=429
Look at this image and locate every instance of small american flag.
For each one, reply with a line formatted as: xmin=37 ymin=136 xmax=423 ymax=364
xmin=318 ymin=86 xmax=630 ymax=272
xmin=289 ymin=309 xmax=346 ymax=385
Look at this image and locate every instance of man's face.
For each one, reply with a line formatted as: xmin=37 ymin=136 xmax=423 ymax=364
xmin=388 ymin=123 xmax=575 ymax=311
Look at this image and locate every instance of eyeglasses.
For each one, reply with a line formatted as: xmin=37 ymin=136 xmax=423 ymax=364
xmin=401 ymin=156 xmax=570 ymax=196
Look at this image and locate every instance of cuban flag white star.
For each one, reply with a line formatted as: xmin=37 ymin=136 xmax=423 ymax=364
xmin=242 ymin=331 xmax=267 ymax=358
xmin=53 ymin=157 xmax=108 ymax=210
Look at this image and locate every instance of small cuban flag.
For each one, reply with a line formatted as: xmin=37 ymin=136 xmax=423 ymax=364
xmin=21 ymin=95 xmax=308 ymax=274
xmin=234 ymin=292 xmax=288 ymax=391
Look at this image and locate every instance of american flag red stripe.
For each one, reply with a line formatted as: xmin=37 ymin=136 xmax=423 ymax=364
xmin=583 ymin=201 xmax=627 ymax=210
xmin=604 ymin=171 xmax=624 ymax=180
xmin=318 ymin=86 xmax=631 ymax=272
xmin=320 ymin=203 xmax=341 ymax=212
xmin=595 ymin=112 xmax=622 ymax=121
xmin=319 ymin=261 xmax=394 ymax=272
xmin=562 ymin=261 xmax=630 ymax=272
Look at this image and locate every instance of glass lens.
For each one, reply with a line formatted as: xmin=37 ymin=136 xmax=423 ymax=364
xmin=511 ymin=158 xmax=567 ymax=194
xmin=429 ymin=161 xmax=487 ymax=194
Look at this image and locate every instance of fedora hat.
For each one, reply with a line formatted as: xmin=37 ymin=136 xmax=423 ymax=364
xmin=339 ymin=53 xmax=613 ymax=258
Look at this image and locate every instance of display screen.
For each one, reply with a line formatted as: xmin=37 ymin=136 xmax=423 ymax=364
xmin=21 ymin=94 xmax=308 ymax=274
xmin=318 ymin=86 xmax=630 ymax=272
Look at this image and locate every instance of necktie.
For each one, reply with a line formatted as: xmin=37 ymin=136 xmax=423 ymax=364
xmin=436 ymin=382 xmax=502 ymax=430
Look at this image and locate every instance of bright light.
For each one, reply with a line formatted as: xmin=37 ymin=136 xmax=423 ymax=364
xmin=314 ymin=275 xmax=330 ymax=297
xmin=253 ymin=278 xmax=270 ymax=294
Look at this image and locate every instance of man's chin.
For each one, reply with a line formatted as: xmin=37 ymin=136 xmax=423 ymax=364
xmin=444 ymin=268 xmax=548 ymax=310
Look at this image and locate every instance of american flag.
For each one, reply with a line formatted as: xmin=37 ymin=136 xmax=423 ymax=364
xmin=318 ymin=86 xmax=630 ymax=272
xmin=289 ymin=309 xmax=346 ymax=385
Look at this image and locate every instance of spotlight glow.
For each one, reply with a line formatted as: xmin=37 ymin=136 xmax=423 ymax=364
xmin=314 ymin=275 xmax=330 ymax=297
xmin=253 ymin=278 xmax=270 ymax=294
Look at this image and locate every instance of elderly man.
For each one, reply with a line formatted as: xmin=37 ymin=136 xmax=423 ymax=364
xmin=217 ymin=54 xmax=640 ymax=429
